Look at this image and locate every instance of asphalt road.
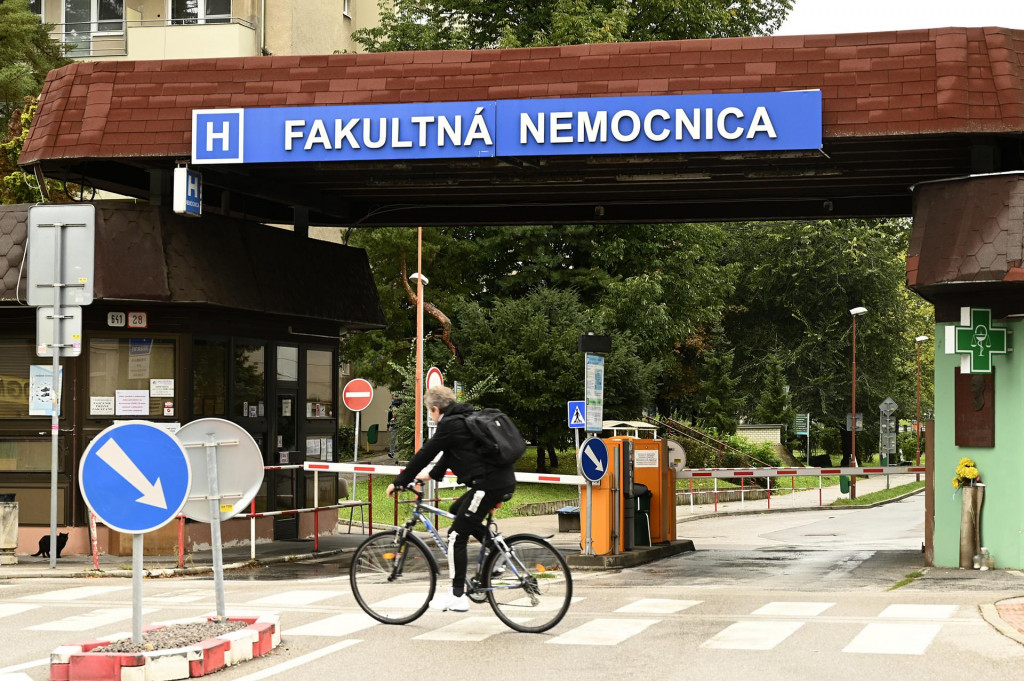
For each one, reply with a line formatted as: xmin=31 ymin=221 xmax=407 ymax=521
xmin=3 ymin=495 xmax=1023 ymax=681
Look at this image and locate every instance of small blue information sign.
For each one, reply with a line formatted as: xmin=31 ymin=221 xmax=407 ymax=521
xmin=578 ymin=437 xmax=609 ymax=483
xmin=79 ymin=422 xmax=192 ymax=534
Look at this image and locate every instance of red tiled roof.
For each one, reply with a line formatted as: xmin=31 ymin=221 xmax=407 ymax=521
xmin=20 ymin=26 xmax=1024 ymax=166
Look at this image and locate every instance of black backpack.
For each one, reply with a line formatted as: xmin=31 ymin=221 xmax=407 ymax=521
xmin=461 ymin=408 xmax=527 ymax=466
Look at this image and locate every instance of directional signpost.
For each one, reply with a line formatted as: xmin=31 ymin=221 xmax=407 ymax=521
xmin=79 ymin=421 xmax=192 ymax=643
xmin=577 ymin=437 xmax=609 ymax=556
xmin=177 ymin=418 xmax=264 ymax=620
xmin=879 ymin=397 xmax=898 ymax=476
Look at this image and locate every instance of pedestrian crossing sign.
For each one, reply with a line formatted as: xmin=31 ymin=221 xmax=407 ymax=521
xmin=567 ymin=400 xmax=586 ymax=429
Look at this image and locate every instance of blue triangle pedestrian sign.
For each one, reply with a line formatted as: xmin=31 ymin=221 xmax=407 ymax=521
xmin=567 ymin=401 xmax=587 ymax=429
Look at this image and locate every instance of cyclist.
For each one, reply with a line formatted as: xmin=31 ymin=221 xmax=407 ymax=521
xmin=386 ymin=386 xmax=516 ymax=612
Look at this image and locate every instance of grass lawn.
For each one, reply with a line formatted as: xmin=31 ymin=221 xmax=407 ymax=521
xmin=830 ymin=480 xmax=925 ymax=506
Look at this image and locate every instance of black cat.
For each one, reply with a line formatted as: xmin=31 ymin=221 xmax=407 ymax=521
xmin=31 ymin=532 xmax=68 ymax=558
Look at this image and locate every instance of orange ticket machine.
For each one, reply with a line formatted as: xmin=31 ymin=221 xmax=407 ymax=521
xmin=578 ymin=437 xmax=630 ymax=555
xmin=630 ymin=438 xmax=676 ymax=544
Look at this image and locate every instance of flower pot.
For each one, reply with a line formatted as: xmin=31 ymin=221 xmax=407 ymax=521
xmin=959 ymin=484 xmax=985 ymax=569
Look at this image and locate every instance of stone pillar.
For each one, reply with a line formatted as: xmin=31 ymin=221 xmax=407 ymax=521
xmin=0 ymin=497 xmax=17 ymax=565
xmin=958 ymin=484 xmax=984 ymax=569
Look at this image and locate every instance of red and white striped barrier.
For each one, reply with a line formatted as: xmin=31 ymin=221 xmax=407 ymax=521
xmin=304 ymin=461 xmax=586 ymax=485
xmin=677 ymin=465 xmax=926 ymax=479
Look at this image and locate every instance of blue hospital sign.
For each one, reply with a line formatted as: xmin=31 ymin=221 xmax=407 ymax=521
xmin=191 ymin=91 xmax=822 ymax=165
xmin=192 ymin=109 xmax=244 ymax=163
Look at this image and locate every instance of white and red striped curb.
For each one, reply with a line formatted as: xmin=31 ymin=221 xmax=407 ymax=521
xmin=677 ymin=466 xmax=926 ymax=479
xmin=49 ymin=614 xmax=280 ymax=681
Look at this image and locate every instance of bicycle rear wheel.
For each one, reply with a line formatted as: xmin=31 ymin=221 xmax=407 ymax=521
xmin=485 ymin=535 xmax=573 ymax=633
xmin=350 ymin=530 xmax=437 ymax=625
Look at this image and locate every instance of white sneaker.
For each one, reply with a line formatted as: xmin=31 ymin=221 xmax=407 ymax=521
xmin=429 ymin=589 xmax=470 ymax=612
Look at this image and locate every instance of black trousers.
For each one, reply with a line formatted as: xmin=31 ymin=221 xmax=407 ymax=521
xmin=446 ymin=484 xmax=515 ymax=595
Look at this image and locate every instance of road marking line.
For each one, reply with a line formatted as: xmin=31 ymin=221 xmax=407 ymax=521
xmin=752 ymin=602 xmax=834 ymax=617
xmin=0 ymin=673 xmax=35 ymax=681
xmin=616 ymin=599 xmax=701 ymax=614
xmin=547 ymin=618 xmax=658 ymax=646
xmin=229 ymin=640 xmax=361 ymax=681
xmin=843 ymin=622 xmax=942 ymax=655
xmin=287 ymin=613 xmax=377 ymax=637
xmin=878 ymin=604 xmax=958 ymax=619
xmin=246 ymin=590 xmax=347 ymax=606
xmin=702 ymin=621 xmax=804 ymax=650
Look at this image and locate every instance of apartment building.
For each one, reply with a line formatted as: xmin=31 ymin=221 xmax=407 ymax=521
xmin=26 ymin=0 xmax=382 ymax=60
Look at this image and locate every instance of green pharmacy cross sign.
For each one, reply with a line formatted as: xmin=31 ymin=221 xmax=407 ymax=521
xmin=950 ymin=307 xmax=1010 ymax=374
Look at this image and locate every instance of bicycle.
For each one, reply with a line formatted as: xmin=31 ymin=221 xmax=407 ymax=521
xmin=349 ymin=483 xmax=573 ymax=633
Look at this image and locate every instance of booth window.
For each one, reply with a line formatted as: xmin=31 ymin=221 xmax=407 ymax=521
xmin=88 ymin=338 xmax=176 ymax=417
xmin=233 ymin=342 xmax=265 ymax=418
xmin=277 ymin=345 xmax=298 ymax=383
xmin=193 ymin=337 xmax=227 ymax=417
xmin=306 ymin=349 xmax=333 ymax=418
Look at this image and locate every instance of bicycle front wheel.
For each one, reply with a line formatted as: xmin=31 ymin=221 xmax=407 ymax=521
xmin=485 ymin=535 xmax=573 ymax=633
xmin=350 ymin=530 xmax=437 ymax=625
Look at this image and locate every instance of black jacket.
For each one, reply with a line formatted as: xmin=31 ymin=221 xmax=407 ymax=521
xmin=392 ymin=402 xmax=517 ymax=490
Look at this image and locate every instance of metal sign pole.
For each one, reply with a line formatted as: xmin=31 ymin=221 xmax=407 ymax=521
xmin=48 ymin=223 xmax=62 ymax=571
xmin=352 ymin=410 xmax=360 ymax=500
xmin=205 ymin=434 xmax=226 ymax=620
xmin=132 ymin=534 xmax=143 ymax=643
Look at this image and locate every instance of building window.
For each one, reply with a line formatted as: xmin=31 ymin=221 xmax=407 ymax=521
xmin=233 ymin=342 xmax=265 ymax=419
xmin=193 ymin=337 xmax=227 ymax=417
xmin=276 ymin=345 xmax=298 ymax=382
xmin=28 ymin=0 xmax=43 ymax=18
xmin=306 ymin=349 xmax=333 ymax=418
xmin=88 ymin=338 xmax=176 ymax=417
xmin=170 ymin=0 xmax=231 ymax=25
xmin=0 ymin=339 xmax=66 ymax=419
xmin=62 ymin=0 xmax=124 ymax=56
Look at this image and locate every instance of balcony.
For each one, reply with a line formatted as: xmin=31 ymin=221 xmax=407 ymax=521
xmin=49 ymin=15 xmax=259 ymax=61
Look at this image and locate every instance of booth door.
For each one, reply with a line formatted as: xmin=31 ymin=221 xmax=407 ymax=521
xmin=273 ymin=390 xmax=299 ymax=540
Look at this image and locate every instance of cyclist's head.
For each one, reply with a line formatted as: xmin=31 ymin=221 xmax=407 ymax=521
xmin=425 ymin=386 xmax=456 ymax=414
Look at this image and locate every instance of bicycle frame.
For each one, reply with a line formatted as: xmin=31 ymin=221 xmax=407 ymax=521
xmin=399 ymin=495 xmax=529 ymax=595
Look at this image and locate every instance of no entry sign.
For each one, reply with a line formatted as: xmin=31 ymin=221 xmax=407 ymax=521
xmin=342 ymin=378 xmax=374 ymax=412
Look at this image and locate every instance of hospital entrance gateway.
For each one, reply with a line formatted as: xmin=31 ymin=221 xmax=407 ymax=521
xmin=12 ymin=26 xmax=1024 ymax=566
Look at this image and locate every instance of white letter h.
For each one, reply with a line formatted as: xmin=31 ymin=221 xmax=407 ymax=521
xmin=206 ymin=121 xmax=231 ymax=152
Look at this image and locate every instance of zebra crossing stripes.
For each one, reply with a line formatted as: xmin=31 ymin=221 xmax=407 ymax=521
xmin=27 ymin=607 xmax=159 ymax=632
xmin=286 ymin=612 xmax=377 ymax=637
xmin=547 ymin=618 xmax=659 ymax=646
xmin=245 ymin=590 xmax=347 ymax=606
xmin=615 ymin=598 xmax=700 ymax=614
xmin=843 ymin=623 xmax=943 ymax=655
xmin=702 ymin=621 xmax=805 ymax=650
xmin=752 ymin=601 xmax=834 ymax=617
xmin=414 ymin=616 xmax=520 ymax=642
xmin=19 ymin=585 xmax=128 ymax=601
xmin=0 ymin=603 xmax=39 ymax=620
xmin=0 ymin=673 xmax=34 ymax=681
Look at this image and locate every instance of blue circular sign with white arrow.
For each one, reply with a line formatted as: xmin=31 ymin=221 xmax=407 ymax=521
xmin=79 ymin=421 xmax=192 ymax=534
xmin=577 ymin=437 xmax=610 ymax=483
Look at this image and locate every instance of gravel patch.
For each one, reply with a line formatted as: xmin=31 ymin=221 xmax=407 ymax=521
xmin=92 ymin=620 xmax=249 ymax=653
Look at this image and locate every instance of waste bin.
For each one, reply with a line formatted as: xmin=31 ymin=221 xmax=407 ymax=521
xmin=632 ymin=484 xmax=652 ymax=547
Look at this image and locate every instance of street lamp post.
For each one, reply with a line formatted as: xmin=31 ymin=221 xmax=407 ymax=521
xmin=915 ymin=335 xmax=929 ymax=481
xmin=411 ymin=227 xmax=428 ymax=452
xmin=849 ymin=306 xmax=867 ymax=500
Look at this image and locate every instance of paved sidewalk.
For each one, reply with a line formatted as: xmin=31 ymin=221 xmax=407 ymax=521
xmin=3 ymin=473 xmax=1023 ymax=645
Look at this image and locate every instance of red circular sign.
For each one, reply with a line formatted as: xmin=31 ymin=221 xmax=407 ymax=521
xmin=426 ymin=366 xmax=443 ymax=390
xmin=342 ymin=378 xmax=374 ymax=412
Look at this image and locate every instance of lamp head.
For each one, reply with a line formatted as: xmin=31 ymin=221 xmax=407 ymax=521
xmin=409 ymin=272 xmax=429 ymax=286
xmin=915 ymin=335 xmax=929 ymax=343
xmin=849 ymin=306 xmax=867 ymax=316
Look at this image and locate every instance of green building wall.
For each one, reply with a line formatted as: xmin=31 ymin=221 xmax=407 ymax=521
xmin=933 ymin=318 xmax=1024 ymax=569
